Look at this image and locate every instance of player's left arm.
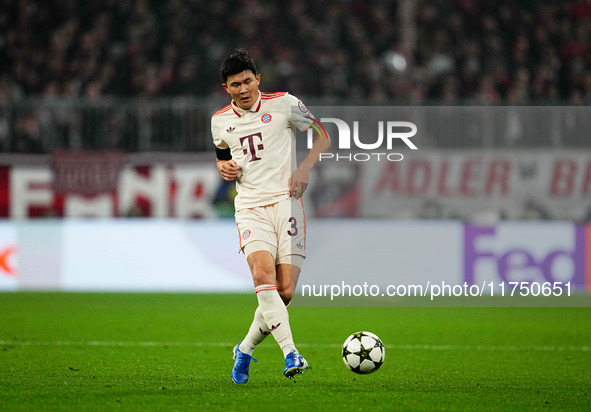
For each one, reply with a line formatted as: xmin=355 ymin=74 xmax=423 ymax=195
xmin=290 ymin=126 xmax=331 ymax=199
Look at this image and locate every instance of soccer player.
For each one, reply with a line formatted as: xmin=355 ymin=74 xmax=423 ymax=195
xmin=212 ymin=49 xmax=330 ymax=383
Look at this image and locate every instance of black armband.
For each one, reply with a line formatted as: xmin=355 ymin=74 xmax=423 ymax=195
xmin=216 ymin=147 xmax=232 ymax=160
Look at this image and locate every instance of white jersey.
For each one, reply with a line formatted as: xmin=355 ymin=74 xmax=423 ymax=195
xmin=212 ymin=91 xmax=313 ymax=211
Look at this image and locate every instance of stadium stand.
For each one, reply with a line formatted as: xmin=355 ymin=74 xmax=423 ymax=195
xmin=0 ymin=0 xmax=589 ymax=103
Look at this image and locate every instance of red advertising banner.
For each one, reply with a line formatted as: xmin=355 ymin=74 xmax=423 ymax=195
xmin=1 ymin=150 xmax=590 ymax=220
xmin=359 ymin=150 xmax=591 ymax=221
xmin=0 ymin=164 xmax=219 ymax=218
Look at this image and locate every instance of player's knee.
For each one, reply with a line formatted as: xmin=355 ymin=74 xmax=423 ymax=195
xmin=252 ymin=268 xmax=275 ymax=286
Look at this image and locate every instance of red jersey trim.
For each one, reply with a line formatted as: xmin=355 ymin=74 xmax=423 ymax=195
xmin=216 ymin=93 xmax=283 ymax=118
xmin=261 ymin=92 xmax=287 ymax=99
xmin=213 ymin=105 xmax=232 ymax=117
xmin=231 ymin=106 xmax=242 ymax=117
xmin=231 ymin=97 xmax=261 ymax=116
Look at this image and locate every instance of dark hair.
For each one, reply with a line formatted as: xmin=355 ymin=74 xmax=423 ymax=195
xmin=221 ymin=49 xmax=257 ymax=83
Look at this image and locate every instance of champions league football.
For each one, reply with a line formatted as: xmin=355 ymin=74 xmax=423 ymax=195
xmin=342 ymin=331 xmax=385 ymax=374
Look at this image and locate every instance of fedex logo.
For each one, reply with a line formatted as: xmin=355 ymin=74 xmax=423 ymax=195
xmin=464 ymin=225 xmax=588 ymax=289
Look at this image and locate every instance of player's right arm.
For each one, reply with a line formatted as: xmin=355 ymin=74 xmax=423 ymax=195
xmin=212 ymin=118 xmax=240 ymax=181
xmin=216 ymin=148 xmax=240 ymax=181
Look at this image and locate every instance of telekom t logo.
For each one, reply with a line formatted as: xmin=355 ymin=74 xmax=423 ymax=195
xmin=240 ymin=132 xmax=264 ymax=162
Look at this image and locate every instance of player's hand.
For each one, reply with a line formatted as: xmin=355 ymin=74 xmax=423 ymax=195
xmin=216 ymin=159 xmax=240 ymax=181
xmin=289 ymin=168 xmax=310 ymax=199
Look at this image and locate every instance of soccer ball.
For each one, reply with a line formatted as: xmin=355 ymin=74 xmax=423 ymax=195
xmin=342 ymin=331 xmax=385 ymax=374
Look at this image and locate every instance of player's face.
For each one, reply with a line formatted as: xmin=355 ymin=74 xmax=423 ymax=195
xmin=223 ymin=71 xmax=261 ymax=110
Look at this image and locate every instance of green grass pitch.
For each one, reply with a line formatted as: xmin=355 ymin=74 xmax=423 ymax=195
xmin=0 ymin=292 xmax=590 ymax=411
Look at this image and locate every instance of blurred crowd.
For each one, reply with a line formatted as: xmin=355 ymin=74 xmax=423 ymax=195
xmin=0 ymin=0 xmax=590 ymax=103
xmin=414 ymin=0 xmax=591 ymax=104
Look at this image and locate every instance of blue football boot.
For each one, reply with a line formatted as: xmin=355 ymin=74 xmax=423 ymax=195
xmin=283 ymin=350 xmax=310 ymax=378
xmin=232 ymin=343 xmax=257 ymax=384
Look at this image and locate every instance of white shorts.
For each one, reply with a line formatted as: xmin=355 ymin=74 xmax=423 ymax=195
xmin=236 ymin=197 xmax=306 ymax=266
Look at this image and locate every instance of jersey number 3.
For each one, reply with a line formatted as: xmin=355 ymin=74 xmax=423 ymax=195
xmin=287 ymin=217 xmax=298 ymax=236
xmin=240 ymin=132 xmax=264 ymax=162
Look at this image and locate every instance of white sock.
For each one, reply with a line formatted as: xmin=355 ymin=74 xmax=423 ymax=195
xmin=238 ymin=306 xmax=270 ymax=355
xmin=255 ymin=284 xmax=297 ymax=357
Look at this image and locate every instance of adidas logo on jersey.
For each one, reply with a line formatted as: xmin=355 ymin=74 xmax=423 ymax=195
xmin=226 ymin=126 xmax=235 ymax=133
